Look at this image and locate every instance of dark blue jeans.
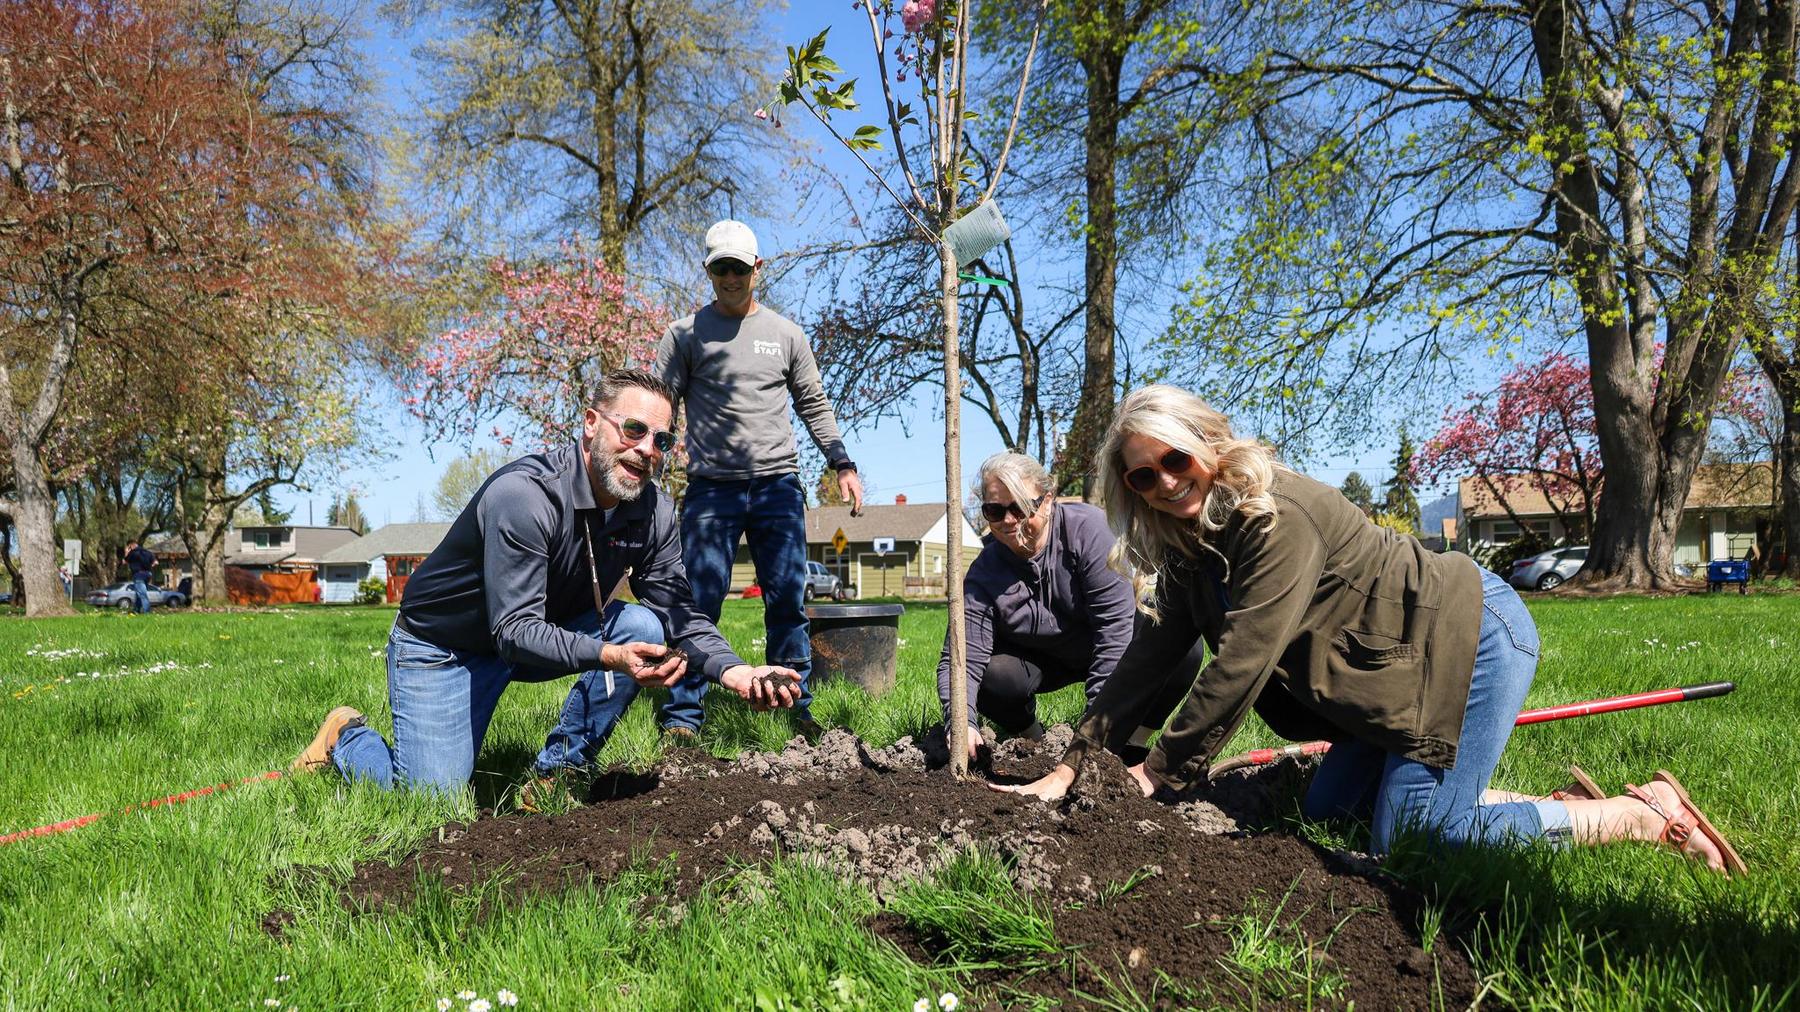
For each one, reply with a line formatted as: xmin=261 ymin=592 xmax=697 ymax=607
xmin=332 ymin=602 xmax=661 ymax=793
xmin=661 ymin=473 xmax=813 ymax=731
xmin=1300 ymin=567 xmax=1571 ymax=851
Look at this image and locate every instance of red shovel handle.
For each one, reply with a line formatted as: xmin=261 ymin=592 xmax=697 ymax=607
xmin=1207 ymin=682 xmax=1736 ymax=779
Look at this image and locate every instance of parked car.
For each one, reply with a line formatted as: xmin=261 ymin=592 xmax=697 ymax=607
xmin=802 ymin=561 xmax=848 ymax=602
xmin=1509 ymin=545 xmax=1588 ymax=591
xmin=85 ymin=582 xmax=188 ymax=610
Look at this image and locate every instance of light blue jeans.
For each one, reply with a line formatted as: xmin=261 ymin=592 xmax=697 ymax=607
xmin=131 ymin=575 xmax=152 ymax=614
xmin=1301 ymin=567 xmax=1571 ymax=851
xmin=661 ymin=473 xmax=813 ymax=731
xmin=332 ymin=602 xmax=662 ymax=793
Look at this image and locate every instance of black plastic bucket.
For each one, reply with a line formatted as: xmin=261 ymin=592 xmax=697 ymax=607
xmin=806 ymin=603 xmax=905 ymax=696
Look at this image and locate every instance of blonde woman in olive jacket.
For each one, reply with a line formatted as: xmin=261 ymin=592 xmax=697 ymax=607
xmin=998 ymin=385 xmax=1742 ymax=873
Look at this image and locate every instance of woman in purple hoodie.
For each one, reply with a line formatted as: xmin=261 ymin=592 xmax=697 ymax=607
xmin=938 ymin=452 xmax=1203 ymax=764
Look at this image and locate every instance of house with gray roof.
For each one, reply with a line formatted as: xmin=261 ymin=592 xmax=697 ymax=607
xmin=723 ymin=497 xmax=983 ymax=599
xmin=317 ymin=522 xmax=452 ymax=603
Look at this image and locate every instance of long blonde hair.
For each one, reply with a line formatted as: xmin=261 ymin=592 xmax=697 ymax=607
xmin=1098 ymin=385 xmax=1283 ymax=615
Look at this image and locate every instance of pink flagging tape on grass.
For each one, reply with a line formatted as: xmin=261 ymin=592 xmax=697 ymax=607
xmin=0 ymin=770 xmax=285 ymax=846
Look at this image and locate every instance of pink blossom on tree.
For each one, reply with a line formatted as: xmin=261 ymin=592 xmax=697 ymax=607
xmin=1417 ymin=352 xmax=1603 ymax=544
xmin=409 ymin=242 xmax=668 ymax=449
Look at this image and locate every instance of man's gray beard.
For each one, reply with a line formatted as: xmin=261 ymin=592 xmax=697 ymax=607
xmin=587 ymin=434 xmax=647 ymax=502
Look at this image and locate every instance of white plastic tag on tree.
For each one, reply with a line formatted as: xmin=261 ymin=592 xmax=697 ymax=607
xmin=943 ymin=199 xmax=1011 ymax=267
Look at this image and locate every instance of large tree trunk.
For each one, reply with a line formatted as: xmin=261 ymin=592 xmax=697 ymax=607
xmin=1779 ymin=376 xmax=1800 ymax=578
xmin=1063 ymin=14 xmax=1123 ymax=499
xmin=7 ymin=440 xmax=73 ymax=616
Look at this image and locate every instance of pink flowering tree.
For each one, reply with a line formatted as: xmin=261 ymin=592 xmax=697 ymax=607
xmin=408 ymin=242 xmax=668 ymax=450
xmin=770 ymin=1 xmax=1047 ymax=775
xmin=1417 ymin=352 xmax=1603 ymax=549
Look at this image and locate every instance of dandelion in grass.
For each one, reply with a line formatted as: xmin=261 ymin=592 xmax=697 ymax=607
xmin=938 ymin=993 xmax=959 ymax=1011
xmin=496 ymin=990 xmax=518 ymax=1007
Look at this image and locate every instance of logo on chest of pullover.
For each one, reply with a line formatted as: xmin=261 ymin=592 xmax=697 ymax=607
xmin=752 ymin=339 xmax=781 ymax=358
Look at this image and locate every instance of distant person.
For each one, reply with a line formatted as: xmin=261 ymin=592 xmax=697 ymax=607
xmin=58 ymin=565 xmax=72 ymax=600
xmin=123 ymin=540 xmax=156 ymax=614
xmin=654 ymin=219 xmax=864 ymax=744
xmin=997 ymin=385 xmax=1744 ymax=874
xmin=292 ymin=370 xmax=802 ymax=795
xmin=940 ymin=452 xmax=1202 ymax=765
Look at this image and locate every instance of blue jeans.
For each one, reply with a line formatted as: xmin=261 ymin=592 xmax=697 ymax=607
xmin=1301 ymin=567 xmax=1571 ymax=850
xmin=331 ymin=602 xmax=662 ymax=793
xmin=660 ymin=473 xmax=812 ymax=731
xmin=131 ymin=575 xmax=151 ymax=613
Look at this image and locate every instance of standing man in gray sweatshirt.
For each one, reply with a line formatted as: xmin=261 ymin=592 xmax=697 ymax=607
xmin=656 ymin=219 xmax=865 ymax=742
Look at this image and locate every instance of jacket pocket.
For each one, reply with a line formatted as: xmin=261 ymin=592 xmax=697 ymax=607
xmin=1307 ymin=628 xmax=1424 ymax=739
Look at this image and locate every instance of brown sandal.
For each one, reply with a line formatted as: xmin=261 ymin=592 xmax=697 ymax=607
xmin=1622 ymin=770 xmax=1748 ymax=876
xmin=1550 ymin=764 xmax=1603 ymax=801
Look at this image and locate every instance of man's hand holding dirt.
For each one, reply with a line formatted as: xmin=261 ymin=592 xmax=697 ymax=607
xmin=602 ymin=643 xmax=688 ymax=687
xmin=720 ymin=665 xmax=803 ymax=710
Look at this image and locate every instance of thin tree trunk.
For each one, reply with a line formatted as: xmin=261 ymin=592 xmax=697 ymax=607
xmin=941 ymin=237 xmax=968 ymax=777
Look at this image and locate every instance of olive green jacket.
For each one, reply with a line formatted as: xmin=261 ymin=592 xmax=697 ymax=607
xmin=1064 ymin=470 xmax=1484 ymax=792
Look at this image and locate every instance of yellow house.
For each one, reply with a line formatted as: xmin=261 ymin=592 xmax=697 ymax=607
xmin=722 ymin=498 xmax=984 ymax=599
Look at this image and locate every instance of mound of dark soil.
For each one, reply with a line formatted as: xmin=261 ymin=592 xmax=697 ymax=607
xmin=334 ymin=730 xmax=1476 ymax=1008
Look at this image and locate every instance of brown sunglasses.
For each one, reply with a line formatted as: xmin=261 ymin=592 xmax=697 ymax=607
xmin=1124 ymin=448 xmax=1195 ymax=493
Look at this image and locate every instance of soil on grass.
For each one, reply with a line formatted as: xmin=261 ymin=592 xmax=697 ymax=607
xmin=333 ymin=727 xmax=1476 ymax=1008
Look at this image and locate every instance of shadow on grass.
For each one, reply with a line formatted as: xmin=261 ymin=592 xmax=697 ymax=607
xmin=1380 ymin=832 xmax=1800 ymax=1006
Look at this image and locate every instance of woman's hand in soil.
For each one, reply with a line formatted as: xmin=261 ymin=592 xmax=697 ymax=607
xmin=989 ymin=763 xmax=1077 ymax=801
xmin=605 ymin=643 xmax=687 ymax=686
xmin=720 ymin=665 xmax=802 ymax=710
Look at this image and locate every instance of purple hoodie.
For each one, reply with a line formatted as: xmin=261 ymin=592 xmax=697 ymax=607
xmin=937 ymin=502 xmax=1137 ymax=727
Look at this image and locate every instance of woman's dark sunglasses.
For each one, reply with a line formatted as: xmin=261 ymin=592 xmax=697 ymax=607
xmin=707 ymin=259 xmax=754 ymax=277
xmin=980 ymin=494 xmax=1043 ymax=524
xmin=1124 ymin=448 xmax=1195 ymax=493
xmin=603 ymin=411 xmax=677 ymax=453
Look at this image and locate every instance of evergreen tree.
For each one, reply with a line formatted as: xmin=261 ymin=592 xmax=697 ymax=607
xmin=257 ymin=489 xmax=292 ymax=525
xmin=325 ymin=497 xmax=342 ymax=527
xmin=1383 ymin=430 xmax=1421 ymax=530
xmin=1339 ymin=471 xmax=1375 ymax=515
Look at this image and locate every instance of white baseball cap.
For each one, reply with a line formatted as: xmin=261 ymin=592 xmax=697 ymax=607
xmin=703 ymin=219 xmax=760 ymax=267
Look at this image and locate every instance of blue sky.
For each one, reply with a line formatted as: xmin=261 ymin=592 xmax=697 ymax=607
xmin=273 ymin=3 xmax=1444 ymax=529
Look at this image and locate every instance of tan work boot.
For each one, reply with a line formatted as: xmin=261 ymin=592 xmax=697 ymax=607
xmin=291 ymin=706 xmax=365 ymax=772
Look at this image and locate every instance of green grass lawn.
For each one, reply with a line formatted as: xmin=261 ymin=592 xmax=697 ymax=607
xmin=0 ymin=594 xmax=1795 ymax=1009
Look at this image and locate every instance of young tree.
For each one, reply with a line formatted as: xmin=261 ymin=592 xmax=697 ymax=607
xmin=775 ymin=0 xmax=1047 ymax=774
xmin=1167 ymin=0 xmax=1800 ymax=590
xmin=1338 ymin=471 xmax=1375 ymax=515
xmin=408 ymin=243 xmax=668 ymax=449
xmin=431 ymin=449 xmax=512 ymax=520
xmin=338 ymin=494 xmax=368 ymax=536
xmin=0 ymin=0 xmax=335 ymax=616
xmin=1418 ymin=352 xmax=1602 ymax=547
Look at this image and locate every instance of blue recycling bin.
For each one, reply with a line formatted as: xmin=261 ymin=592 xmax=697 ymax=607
xmin=1706 ymin=559 xmax=1749 ymax=594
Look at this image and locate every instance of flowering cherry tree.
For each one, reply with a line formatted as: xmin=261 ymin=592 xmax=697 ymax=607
xmin=1417 ymin=352 xmax=1603 ymax=547
xmin=408 ymin=243 xmax=668 ymax=449
xmin=772 ymin=0 xmax=1047 ymax=775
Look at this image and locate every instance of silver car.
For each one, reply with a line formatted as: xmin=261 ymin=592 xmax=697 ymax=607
xmin=86 ymin=582 xmax=188 ymax=610
xmin=1509 ymin=545 xmax=1587 ymax=591
xmin=802 ymin=561 xmax=848 ymax=602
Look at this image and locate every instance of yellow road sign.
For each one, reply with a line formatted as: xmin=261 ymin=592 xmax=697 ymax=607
xmin=832 ymin=527 xmax=848 ymax=554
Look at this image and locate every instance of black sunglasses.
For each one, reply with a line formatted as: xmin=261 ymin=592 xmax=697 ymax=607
xmin=980 ymin=494 xmax=1043 ymax=524
xmin=707 ymin=259 xmax=754 ymax=277
xmin=1124 ymin=448 xmax=1195 ymax=493
xmin=602 ymin=411 xmax=676 ymax=453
